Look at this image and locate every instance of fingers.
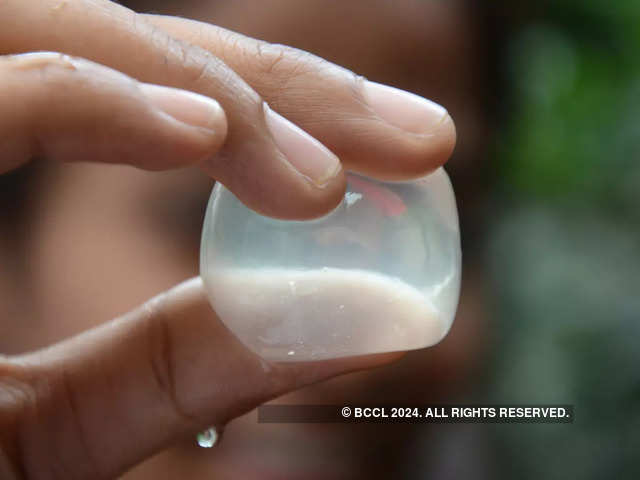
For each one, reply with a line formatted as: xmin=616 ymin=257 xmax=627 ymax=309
xmin=1 ymin=0 xmax=346 ymax=219
xmin=0 ymin=52 xmax=227 ymax=174
xmin=145 ymin=15 xmax=457 ymax=180
xmin=1 ymin=278 xmax=402 ymax=478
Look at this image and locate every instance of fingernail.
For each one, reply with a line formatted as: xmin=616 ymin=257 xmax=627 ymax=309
xmin=264 ymin=104 xmax=341 ymax=187
xmin=141 ymin=83 xmax=223 ymax=131
xmin=363 ymin=80 xmax=450 ymax=135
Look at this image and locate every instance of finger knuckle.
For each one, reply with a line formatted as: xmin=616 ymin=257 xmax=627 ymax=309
xmin=0 ymin=359 xmax=102 ymax=478
xmin=143 ymin=298 xmax=199 ymax=426
xmin=0 ymin=360 xmax=37 ymax=415
xmin=254 ymin=43 xmax=318 ymax=83
xmin=0 ymin=361 xmax=37 ymax=478
xmin=249 ymin=42 xmax=358 ymax=106
xmin=148 ymin=25 xmax=231 ymax=90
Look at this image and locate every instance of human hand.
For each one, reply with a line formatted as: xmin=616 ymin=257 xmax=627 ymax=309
xmin=0 ymin=0 xmax=456 ymax=477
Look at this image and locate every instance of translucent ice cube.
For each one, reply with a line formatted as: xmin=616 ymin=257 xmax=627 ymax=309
xmin=200 ymin=168 xmax=461 ymax=361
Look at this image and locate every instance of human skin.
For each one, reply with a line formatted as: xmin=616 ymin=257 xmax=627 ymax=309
xmin=0 ymin=0 xmax=457 ymax=478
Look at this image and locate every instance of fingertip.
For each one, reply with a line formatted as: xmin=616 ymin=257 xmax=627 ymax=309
xmin=362 ymin=80 xmax=448 ymax=135
xmin=404 ymin=111 xmax=457 ymax=178
xmin=264 ymin=104 xmax=342 ymax=188
xmin=140 ymin=84 xmax=227 ymax=139
xmin=343 ymin=110 xmax=457 ymax=181
xmin=432 ymin=112 xmax=457 ymax=167
xmin=139 ymin=83 xmax=228 ymax=168
xmin=0 ymin=52 xmax=230 ymax=172
xmin=201 ymin=141 xmax=347 ymax=221
xmin=289 ymin=166 xmax=347 ymax=220
xmin=355 ymin=81 xmax=457 ymax=179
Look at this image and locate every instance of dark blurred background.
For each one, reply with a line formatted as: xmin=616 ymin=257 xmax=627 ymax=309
xmin=1 ymin=0 xmax=639 ymax=478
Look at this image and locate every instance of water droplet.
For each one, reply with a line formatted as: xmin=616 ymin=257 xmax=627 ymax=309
xmin=287 ymin=350 xmax=295 ymax=356
xmin=196 ymin=427 xmax=218 ymax=448
xmin=338 ymin=304 xmax=345 ymax=310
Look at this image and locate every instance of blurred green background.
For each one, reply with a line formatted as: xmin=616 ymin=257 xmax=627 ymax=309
xmin=485 ymin=0 xmax=640 ymax=477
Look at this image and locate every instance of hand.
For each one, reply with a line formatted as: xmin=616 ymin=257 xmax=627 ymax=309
xmin=0 ymin=0 xmax=456 ymax=477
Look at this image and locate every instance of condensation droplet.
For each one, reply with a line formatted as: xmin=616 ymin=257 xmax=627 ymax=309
xmin=196 ymin=427 xmax=218 ymax=448
xmin=287 ymin=350 xmax=295 ymax=356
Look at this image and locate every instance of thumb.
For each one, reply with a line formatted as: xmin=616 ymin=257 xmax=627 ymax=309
xmin=0 ymin=278 xmax=402 ymax=478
